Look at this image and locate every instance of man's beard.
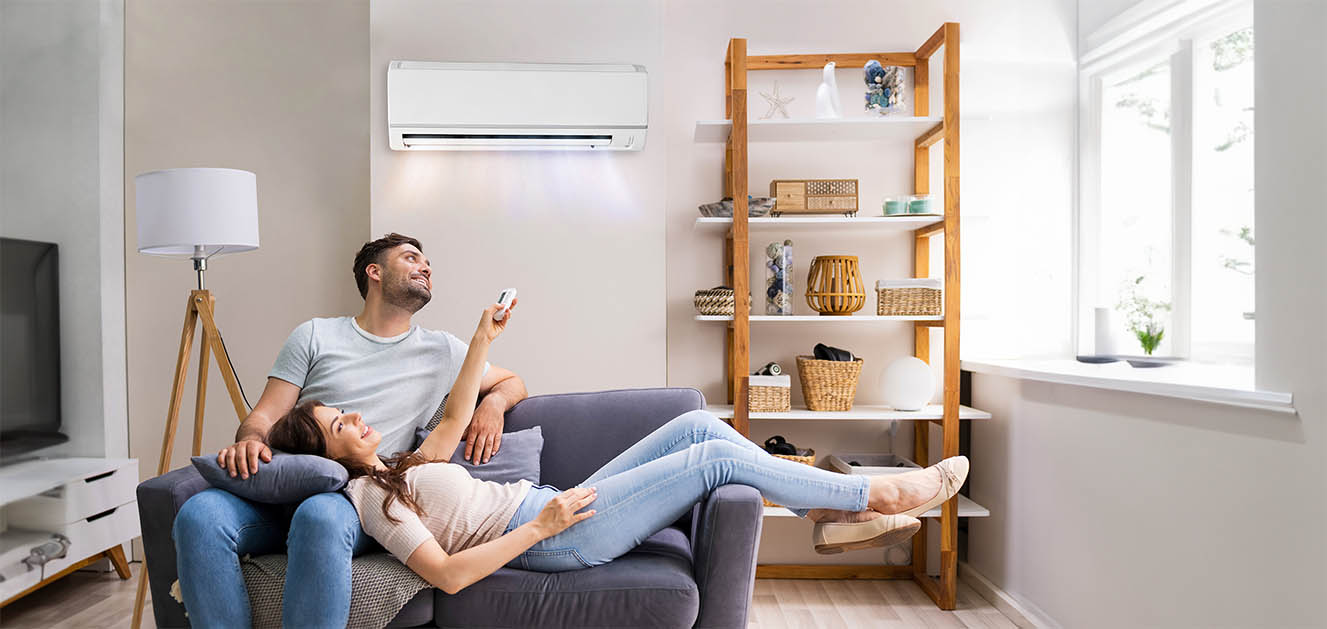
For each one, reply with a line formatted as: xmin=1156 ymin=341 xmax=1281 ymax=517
xmin=382 ymin=271 xmax=431 ymax=313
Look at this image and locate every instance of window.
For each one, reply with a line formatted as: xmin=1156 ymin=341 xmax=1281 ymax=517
xmin=1078 ymin=1 xmax=1253 ymax=365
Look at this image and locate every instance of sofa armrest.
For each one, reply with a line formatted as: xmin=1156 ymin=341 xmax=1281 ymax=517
xmin=137 ymin=465 xmax=212 ymax=628
xmin=691 ymin=483 xmax=763 ymax=629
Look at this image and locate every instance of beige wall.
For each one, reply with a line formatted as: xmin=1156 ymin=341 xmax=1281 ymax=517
xmin=369 ymin=0 xmax=1078 ymax=569
xmin=125 ymin=0 xmax=369 ymax=482
xmin=369 ymin=0 xmax=668 ymax=396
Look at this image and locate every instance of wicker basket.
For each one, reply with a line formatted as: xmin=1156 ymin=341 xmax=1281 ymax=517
xmin=763 ymin=450 xmax=816 ymax=507
xmin=876 ymin=279 xmax=942 ymax=316
xmin=693 ymin=287 xmax=735 ymax=316
xmin=796 ymin=355 xmax=864 ymax=411
xmin=748 ymin=375 xmax=791 ymax=412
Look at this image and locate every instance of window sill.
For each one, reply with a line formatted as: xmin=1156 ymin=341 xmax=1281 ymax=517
xmin=960 ymin=358 xmax=1295 ymax=415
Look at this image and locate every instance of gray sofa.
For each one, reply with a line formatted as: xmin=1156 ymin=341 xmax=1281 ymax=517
xmin=137 ymin=387 xmax=764 ymax=628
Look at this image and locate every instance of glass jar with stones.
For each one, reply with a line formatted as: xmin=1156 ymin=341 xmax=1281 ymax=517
xmin=766 ymin=240 xmax=794 ymax=315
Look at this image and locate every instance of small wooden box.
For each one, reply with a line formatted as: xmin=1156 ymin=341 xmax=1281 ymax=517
xmin=769 ymin=179 xmax=859 ymax=216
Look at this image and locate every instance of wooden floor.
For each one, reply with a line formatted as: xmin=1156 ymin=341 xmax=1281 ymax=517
xmin=0 ymin=563 xmax=1022 ymax=628
xmin=1 ymin=563 xmax=151 ymax=629
xmin=749 ymin=579 xmax=1021 ymax=628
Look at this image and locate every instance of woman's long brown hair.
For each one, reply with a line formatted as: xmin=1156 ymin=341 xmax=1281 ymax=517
xmin=267 ymin=400 xmax=438 ymax=524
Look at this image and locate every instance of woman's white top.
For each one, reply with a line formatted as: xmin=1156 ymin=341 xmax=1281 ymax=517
xmin=345 ymin=461 xmax=532 ymax=561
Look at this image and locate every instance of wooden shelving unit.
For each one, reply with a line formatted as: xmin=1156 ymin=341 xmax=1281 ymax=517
xmin=710 ymin=23 xmax=972 ymax=609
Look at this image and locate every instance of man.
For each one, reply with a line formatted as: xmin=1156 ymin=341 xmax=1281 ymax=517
xmin=172 ymin=233 xmax=527 ymax=628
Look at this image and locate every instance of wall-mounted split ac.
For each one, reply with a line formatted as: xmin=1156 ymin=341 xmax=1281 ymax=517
xmin=387 ymin=61 xmax=648 ymax=151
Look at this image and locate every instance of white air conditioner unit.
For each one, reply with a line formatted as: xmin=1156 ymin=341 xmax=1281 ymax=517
xmin=388 ymin=61 xmax=647 ymax=151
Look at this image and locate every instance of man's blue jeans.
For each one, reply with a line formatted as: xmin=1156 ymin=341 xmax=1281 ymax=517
xmin=173 ymin=489 xmax=376 ymax=628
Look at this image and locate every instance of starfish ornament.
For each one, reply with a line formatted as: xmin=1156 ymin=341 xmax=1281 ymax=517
xmin=759 ymin=81 xmax=795 ymax=120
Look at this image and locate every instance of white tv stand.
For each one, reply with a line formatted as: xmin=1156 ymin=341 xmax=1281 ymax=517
xmin=0 ymin=457 xmax=140 ymax=607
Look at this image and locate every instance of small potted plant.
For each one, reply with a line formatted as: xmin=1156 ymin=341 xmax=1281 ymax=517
xmin=1117 ymin=275 xmax=1171 ymax=356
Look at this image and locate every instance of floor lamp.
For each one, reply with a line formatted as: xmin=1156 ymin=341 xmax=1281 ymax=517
xmin=130 ymin=168 xmax=260 ymax=629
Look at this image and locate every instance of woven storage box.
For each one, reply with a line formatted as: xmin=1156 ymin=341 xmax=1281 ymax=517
xmin=693 ymin=287 xmax=735 ymax=316
xmin=876 ymin=279 xmax=942 ymax=316
xmin=748 ymin=375 xmax=791 ymax=412
xmin=796 ymin=355 xmax=864 ymax=411
xmin=763 ymin=449 xmax=816 ymax=507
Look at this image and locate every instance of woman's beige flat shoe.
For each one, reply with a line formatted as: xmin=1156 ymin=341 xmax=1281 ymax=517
xmin=812 ymin=514 xmax=921 ymax=555
xmin=899 ymin=455 xmax=970 ymax=518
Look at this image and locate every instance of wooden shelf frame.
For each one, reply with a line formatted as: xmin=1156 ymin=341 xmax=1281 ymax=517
xmin=719 ymin=23 xmax=964 ymax=609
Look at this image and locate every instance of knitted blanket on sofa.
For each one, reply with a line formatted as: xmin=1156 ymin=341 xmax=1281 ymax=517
xmin=239 ymin=552 xmax=429 ymax=629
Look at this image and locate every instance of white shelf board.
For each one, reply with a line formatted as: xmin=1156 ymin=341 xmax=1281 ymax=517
xmin=706 ymin=404 xmax=990 ymax=421
xmin=694 ymin=215 xmax=943 ymax=235
xmin=696 ymin=314 xmax=943 ymax=323
xmin=695 ymin=116 xmax=942 ymax=143
xmin=764 ymin=495 xmax=989 ymax=519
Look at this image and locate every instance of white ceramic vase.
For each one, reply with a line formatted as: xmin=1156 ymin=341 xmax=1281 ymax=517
xmin=815 ymin=62 xmax=842 ymax=119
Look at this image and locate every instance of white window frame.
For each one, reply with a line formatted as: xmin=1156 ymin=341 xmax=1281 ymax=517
xmin=1075 ymin=0 xmax=1254 ymax=359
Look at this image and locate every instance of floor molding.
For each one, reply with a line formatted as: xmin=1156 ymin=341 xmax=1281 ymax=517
xmin=958 ymin=561 xmax=1060 ymax=629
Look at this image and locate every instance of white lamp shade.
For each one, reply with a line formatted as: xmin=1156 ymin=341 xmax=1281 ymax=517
xmin=136 ymin=168 xmax=259 ymax=256
xmin=881 ymin=357 xmax=934 ymax=411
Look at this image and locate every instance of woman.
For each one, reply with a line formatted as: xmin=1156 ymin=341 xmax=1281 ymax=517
xmin=267 ymin=300 xmax=967 ymax=595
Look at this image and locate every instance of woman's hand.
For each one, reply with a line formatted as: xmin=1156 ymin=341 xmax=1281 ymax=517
xmin=532 ymin=487 xmax=597 ymax=538
xmin=473 ymin=298 xmax=518 ymax=345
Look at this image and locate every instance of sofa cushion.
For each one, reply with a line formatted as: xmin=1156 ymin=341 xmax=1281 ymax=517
xmin=414 ymin=425 xmax=543 ymax=484
xmin=385 ymin=589 xmax=434 ymax=628
xmin=433 ymin=527 xmax=699 ymax=628
xmin=191 ymin=452 xmax=347 ymax=504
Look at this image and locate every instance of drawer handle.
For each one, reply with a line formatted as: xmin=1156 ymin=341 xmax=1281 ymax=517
xmin=87 ymin=506 xmax=118 ymax=522
xmin=84 ymin=470 xmax=115 ymax=483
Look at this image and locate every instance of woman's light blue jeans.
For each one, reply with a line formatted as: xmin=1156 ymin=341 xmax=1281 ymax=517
xmin=172 ymin=489 xmax=376 ymax=628
xmin=504 ymin=409 xmax=870 ymax=571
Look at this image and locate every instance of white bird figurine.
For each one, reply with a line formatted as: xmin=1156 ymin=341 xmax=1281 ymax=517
xmin=815 ymin=62 xmax=842 ymax=119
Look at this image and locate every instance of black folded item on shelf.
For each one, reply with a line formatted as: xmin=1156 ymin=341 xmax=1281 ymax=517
xmin=813 ymin=343 xmax=855 ymax=362
xmin=763 ymin=435 xmax=797 ymax=455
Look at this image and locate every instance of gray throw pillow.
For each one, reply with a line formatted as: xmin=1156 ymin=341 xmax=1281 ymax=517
xmin=191 ymin=452 xmax=348 ymax=504
xmin=413 ymin=425 xmax=543 ymax=484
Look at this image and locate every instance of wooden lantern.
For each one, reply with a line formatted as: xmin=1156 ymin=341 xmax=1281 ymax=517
xmin=805 ymin=255 xmax=866 ymax=315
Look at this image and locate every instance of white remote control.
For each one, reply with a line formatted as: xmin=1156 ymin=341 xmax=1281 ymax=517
xmin=494 ymin=288 xmax=517 ymax=321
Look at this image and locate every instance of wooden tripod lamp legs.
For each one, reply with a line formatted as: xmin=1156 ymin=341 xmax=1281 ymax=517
xmin=131 ymin=289 xmax=248 ymax=629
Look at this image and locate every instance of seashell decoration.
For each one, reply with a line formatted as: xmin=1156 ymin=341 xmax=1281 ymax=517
xmin=765 ymin=239 xmax=794 ymax=315
xmin=864 ymin=60 xmax=904 ymax=115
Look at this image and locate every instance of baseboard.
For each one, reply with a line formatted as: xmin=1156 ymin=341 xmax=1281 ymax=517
xmin=958 ymin=561 xmax=1060 ymax=629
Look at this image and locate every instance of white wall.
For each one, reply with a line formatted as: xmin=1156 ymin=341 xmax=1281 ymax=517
xmin=370 ymin=0 xmax=668 ymax=396
xmin=965 ymin=1 xmax=1327 ymax=626
xmin=0 ymin=0 xmax=127 ymax=460
xmin=1078 ymin=0 xmax=1142 ymax=49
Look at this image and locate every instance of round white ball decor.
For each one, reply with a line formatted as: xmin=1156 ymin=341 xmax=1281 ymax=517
xmin=882 ymin=357 xmax=934 ymax=411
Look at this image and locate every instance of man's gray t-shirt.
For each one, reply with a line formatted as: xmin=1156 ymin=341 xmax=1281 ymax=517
xmin=269 ymin=316 xmax=488 ymax=456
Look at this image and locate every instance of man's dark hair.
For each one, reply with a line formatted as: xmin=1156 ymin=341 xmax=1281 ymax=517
xmin=353 ymin=233 xmax=423 ymax=299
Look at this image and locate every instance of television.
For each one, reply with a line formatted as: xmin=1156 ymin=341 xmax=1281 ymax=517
xmin=1 ymin=237 xmax=68 ymax=461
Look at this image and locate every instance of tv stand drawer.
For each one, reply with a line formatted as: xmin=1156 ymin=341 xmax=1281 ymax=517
xmin=7 ymin=460 xmax=137 ymax=528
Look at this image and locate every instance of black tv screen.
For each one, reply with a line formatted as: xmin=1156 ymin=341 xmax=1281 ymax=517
xmin=1 ymin=237 xmax=68 ymax=460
